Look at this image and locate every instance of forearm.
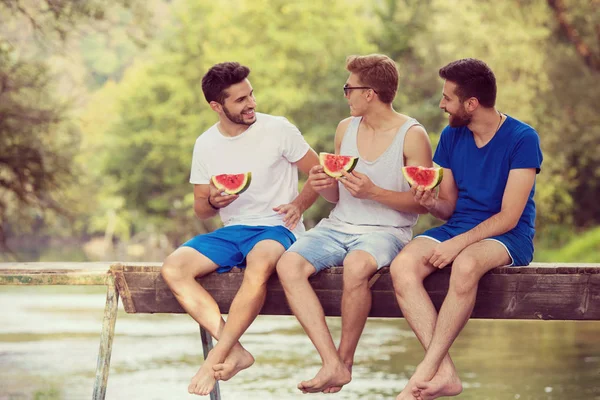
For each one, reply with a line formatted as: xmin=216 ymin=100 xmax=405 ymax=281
xmin=194 ymin=197 xmax=219 ymax=220
xmin=320 ymin=186 xmax=339 ymax=203
xmin=454 ymin=211 xmax=518 ymax=248
xmin=292 ymin=183 xmax=320 ymax=212
xmin=370 ymin=187 xmax=427 ymax=214
xmin=427 ymin=198 xmax=456 ymax=221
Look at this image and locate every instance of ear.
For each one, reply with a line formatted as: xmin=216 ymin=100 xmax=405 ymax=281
xmin=366 ymin=89 xmax=376 ymax=102
xmin=464 ymin=97 xmax=479 ymax=113
xmin=209 ymin=101 xmax=222 ymax=113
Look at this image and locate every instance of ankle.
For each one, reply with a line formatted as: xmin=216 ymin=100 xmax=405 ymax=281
xmin=340 ymin=357 xmax=353 ymax=369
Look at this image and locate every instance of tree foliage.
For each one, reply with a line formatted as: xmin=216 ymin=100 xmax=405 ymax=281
xmin=1 ymin=0 xmax=598 ymax=260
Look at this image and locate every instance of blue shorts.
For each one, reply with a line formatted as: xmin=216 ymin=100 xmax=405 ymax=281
xmin=286 ymin=226 xmax=405 ymax=274
xmin=181 ymin=225 xmax=296 ymax=273
xmin=418 ymin=223 xmax=534 ymax=266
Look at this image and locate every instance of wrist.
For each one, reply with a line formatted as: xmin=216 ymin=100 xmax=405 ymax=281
xmin=426 ymin=197 xmax=438 ymax=212
xmin=291 ymin=199 xmax=305 ymax=213
xmin=207 ymin=196 xmax=219 ymax=210
xmin=369 ymin=186 xmax=382 ymax=201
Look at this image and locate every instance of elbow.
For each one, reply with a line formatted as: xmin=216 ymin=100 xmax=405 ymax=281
xmin=502 ymin=212 xmax=520 ymax=231
xmin=194 ymin=202 xmax=208 ymax=220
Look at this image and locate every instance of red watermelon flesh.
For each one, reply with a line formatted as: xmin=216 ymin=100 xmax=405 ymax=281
xmin=211 ymin=172 xmax=252 ymax=195
xmin=402 ymin=166 xmax=443 ymax=190
xmin=319 ymin=152 xmax=358 ymax=178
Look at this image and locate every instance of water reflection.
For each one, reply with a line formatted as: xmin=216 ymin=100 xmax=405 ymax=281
xmin=0 ymin=286 xmax=599 ymax=399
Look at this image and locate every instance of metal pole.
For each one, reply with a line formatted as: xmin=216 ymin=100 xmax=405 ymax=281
xmin=93 ymin=274 xmax=119 ymax=400
xmin=200 ymin=325 xmax=222 ymax=400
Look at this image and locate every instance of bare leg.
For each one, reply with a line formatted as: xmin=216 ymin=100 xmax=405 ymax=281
xmin=324 ymin=250 xmax=377 ymax=394
xmin=411 ymin=240 xmax=510 ymax=400
xmin=390 ymin=238 xmax=462 ymax=400
xmin=161 ymin=247 xmax=252 ymax=396
xmin=188 ymin=240 xmax=286 ymax=395
xmin=276 ymin=252 xmax=351 ymax=393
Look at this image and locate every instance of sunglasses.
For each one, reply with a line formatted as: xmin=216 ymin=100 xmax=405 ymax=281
xmin=343 ymin=85 xmax=378 ymax=96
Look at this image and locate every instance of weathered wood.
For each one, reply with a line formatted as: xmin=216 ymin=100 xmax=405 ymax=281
xmin=93 ymin=274 xmax=119 ymax=400
xmin=0 ymin=262 xmax=111 ymax=285
xmin=112 ymin=263 xmax=600 ymax=320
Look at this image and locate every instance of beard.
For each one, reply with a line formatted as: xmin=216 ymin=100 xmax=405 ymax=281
xmin=447 ymin=106 xmax=472 ymax=128
xmin=223 ymin=105 xmax=256 ymax=126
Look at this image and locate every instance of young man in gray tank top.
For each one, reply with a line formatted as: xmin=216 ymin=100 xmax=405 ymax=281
xmin=276 ymin=54 xmax=433 ymax=394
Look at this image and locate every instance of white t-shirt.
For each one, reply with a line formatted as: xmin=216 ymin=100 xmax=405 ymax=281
xmin=190 ymin=113 xmax=310 ymax=236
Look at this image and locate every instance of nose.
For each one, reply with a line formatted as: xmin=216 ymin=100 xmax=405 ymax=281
xmin=439 ymin=98 xmax=445 ymax=109
xmin=249 ymin=95 xmax=257 ymax=108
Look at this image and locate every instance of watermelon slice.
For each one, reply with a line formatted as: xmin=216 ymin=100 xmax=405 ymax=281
xmin=319 ymin=152 xmax=358 ymax=178
xmin=211 ymin=172 xmax=252 ymax=195
xmin=402 ymin=166 xmax=443 ymax=190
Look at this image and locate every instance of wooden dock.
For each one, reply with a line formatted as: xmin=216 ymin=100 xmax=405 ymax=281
xmin=1 ymin=261 xmax=599 ymax=399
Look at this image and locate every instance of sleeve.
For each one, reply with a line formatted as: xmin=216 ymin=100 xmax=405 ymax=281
xmin=509 ymin=128 xmax=543 ymax=173
xmin=278 ymin=117 xmax=310 ymax=163
xmin=432 ymin=126 xmax=452 ymax=168
xmin=189 ymin=138 xmax=210 ymax=184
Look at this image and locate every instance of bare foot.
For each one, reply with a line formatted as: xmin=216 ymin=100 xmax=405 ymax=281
xmin=298 ymin=362 xmax=351 ymax=393
xmin=396 ymin=378 xmax=419 ymax=400
xmin=415 ymin=371 xmax=462 ymax=400
xmin=398 ymin=363 xmax=437 ymax=400
xmin=188 ymin=362 xmax=217 ymax=396
xmin=322 ymin=364 xmax=352 ymax=394
xmin=212 ymin=345 xmax=255 ymax=381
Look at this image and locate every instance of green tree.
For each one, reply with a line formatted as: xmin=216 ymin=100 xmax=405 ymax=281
xmin=100 ymin=0 xmax=376 ymax=243
xmin=0 ymin=0 xmax=153 ymax=254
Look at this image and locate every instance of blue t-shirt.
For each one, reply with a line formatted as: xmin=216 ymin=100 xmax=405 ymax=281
xmin=433 ymin=114 xmax=543 ymax=238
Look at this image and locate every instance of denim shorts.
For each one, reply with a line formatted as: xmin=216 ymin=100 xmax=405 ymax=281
xmin=418 ymin=223 xmax=534 ymax=266
xmin=181 ymin=225 xmax=296 ymax=273
xmin=286 ymin=226 xmax=405 ymax=274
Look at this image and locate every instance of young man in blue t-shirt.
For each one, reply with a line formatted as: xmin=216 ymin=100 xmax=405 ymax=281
xmin=391 ymin=58 xmax=543 ymax=400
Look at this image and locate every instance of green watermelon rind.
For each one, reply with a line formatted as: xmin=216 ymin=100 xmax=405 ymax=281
xmin=319 ymin=152 xmax=359 ymax=178
xmin=211 ymin=172 xmax=252 ymax=195
xmin=402 ymin=166 xmax=443 ymax=190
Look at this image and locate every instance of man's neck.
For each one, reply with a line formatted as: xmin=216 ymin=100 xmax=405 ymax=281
xmin=217 ymin=118 xmax=252 ymax=137
xmin=468 ymin=108 xmax=503 ymax=140
xmin=360 ymin=103 xmax=401 ymax=132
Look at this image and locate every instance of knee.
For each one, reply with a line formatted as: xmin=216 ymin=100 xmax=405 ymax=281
xmin=161 ymin=253 xmax=186 ymax=285
xmin=243 ymin=263 xmax=274 ymax=287
xmin=449 ymin=255 xmax=479 ymax=296
xmin=390 ymin=252 xmax=424 ymax=294
xmin=276 ymin=253 xmax=313 ymax=284
xmin=342 ymin=255 xmax=374 ymax=290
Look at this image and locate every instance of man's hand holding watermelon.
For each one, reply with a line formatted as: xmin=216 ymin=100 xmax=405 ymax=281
xmin=307 ymin=165 xmax=337 ymax=195
xmin=207 ymin=179 xmax=238 ymax=209
xmin=338 ymin=169 xmax=376 ymax=199
xmin=411 ymin=185 xmax=436 ymax=210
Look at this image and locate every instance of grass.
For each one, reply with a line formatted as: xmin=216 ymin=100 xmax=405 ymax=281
xmin=535 ymin=226 xmax=600 ymax=262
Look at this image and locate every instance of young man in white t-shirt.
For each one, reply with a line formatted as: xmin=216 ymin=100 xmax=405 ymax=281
xmin=276 ymin=54 xmax=433 ymax=394
xmin=161 ymin=62 xmax=319 ymax=396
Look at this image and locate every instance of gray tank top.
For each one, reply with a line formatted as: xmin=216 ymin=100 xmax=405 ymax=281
xmin=318 ymin=116 xmax=420 ymax=242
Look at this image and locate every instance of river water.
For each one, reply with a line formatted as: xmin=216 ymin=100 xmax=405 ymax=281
xmin=0 ymin=285 xmax=599 ymax=400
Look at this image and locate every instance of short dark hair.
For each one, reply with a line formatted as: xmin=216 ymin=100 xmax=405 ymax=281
xmin=438 ymin=58 xmax=496 ymax=108
xmin=201 ymin=62 xmax=250 ymax=104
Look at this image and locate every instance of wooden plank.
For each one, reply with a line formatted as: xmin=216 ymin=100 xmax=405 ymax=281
xmin=0 ymin=262 xmax=111 ymax=285
xmin=114 ymin=263 xmax=600 ymax=320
